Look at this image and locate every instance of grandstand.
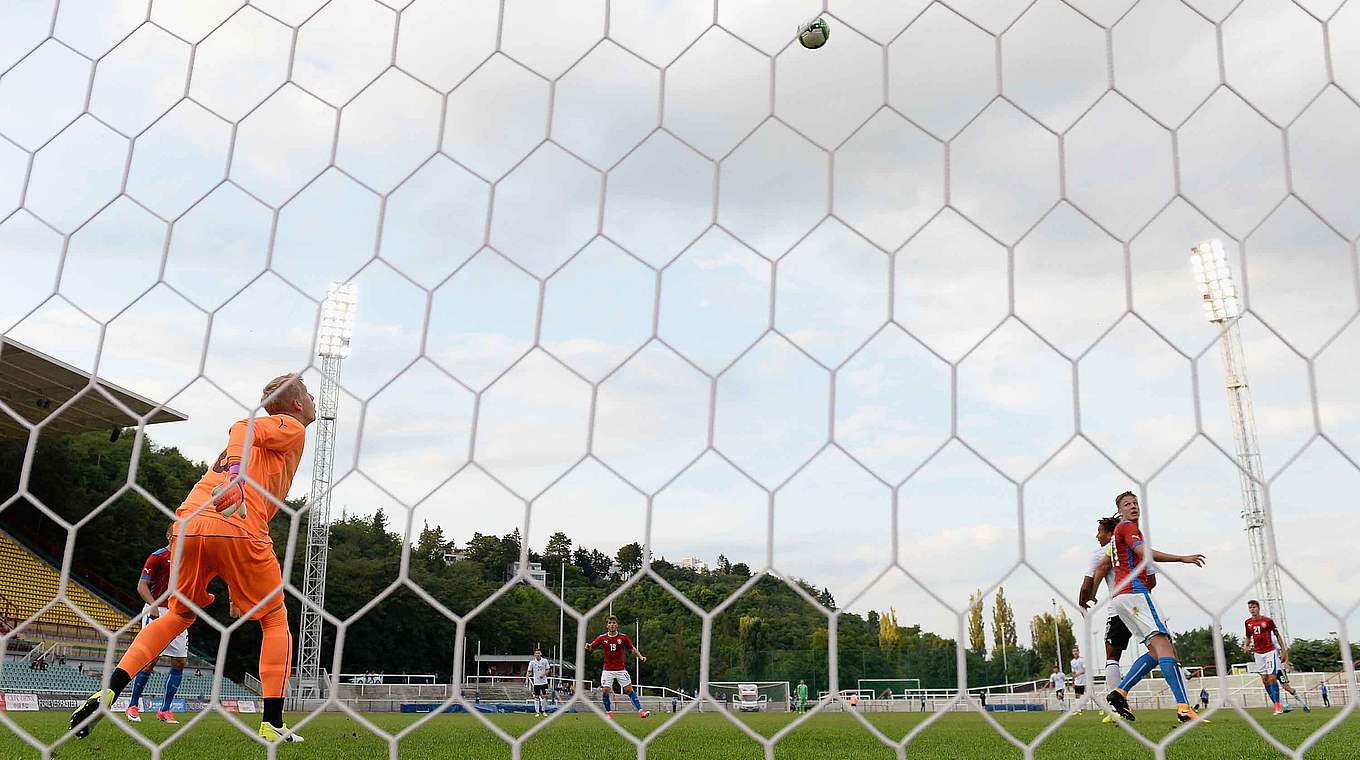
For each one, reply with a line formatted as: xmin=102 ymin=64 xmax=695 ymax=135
xmin=0 ymin=528 xmax=259 ymax=705
xmin=0 ymin=529 xmax=132 ymax=640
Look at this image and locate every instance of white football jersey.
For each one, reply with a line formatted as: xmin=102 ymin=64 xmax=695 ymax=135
xmin=1051 ymin=672 xmax=1066 ymax=690
xmin=1071 ymin=657 xmax=1086 ymax=686
xmin=527 ymin=657 xmax=551 ymax=685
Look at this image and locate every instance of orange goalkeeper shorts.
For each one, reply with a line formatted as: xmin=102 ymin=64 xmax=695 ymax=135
xmin=168 ymin=519 xmax=284 ymax=621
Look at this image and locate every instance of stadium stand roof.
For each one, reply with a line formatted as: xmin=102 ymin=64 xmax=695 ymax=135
xmin=0 ymin=337 xmax=186 ymax=439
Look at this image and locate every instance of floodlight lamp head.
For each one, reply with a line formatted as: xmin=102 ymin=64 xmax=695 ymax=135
xmin=1189 ymin=239 xmax=1240 ymax=323
xmin=317 ymin=282 xmax=358 ymax=358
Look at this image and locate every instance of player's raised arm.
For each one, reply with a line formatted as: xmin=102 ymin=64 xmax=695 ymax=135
xmin=1150 ymin=548 xmax=1206 ymax=567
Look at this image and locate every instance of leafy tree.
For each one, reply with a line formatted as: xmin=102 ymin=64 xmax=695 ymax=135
xmin=544 ymin=531 xmax=571 ymax=562
xmin=1284 ymin=638 xmax=1337 ymax=672
xmin=730 ymin=562 xmax=751 ymax=578
xmin=1172 ymin=627 xmax=1247 ymax=672
xmin=716 ymin=554 xmax=732 ymax=574
xmin=616 ymin=542 xmax=643 ymax=575
xmin=1030 ymin=608 xmax=1074 ymax=672
xmin=992 ymin=586 xmax=1017 ymax=653
xmin=879 ymin=608 xmax=902 ymax=655
xmin=967 ymin=589 xmax=987 ymax=654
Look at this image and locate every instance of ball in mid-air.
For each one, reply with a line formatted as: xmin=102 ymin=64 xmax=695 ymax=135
xmin=798 ymin=17 xmax=830 ymax=49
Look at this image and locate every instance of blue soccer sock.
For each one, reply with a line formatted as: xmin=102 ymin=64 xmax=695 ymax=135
xmin=128 ymin=671 xmax=150 ymax=709
xmin=162 ymin=668 xmax=182 ymax=711
xmin=628 ymin=690 xmax=643 ymax=711
xmin=1159 ymin=658 xmax=1188 ymax=705
xmin=1267 ymin=682 xmax=1281 ymax=706
xmin=1117 ymin=653 xmax=1157 ymax=692
xmin=602 ymin=691 xmax=612 ymax=712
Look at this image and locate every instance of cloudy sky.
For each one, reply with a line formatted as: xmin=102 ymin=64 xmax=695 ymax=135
xmin=2 ymin=0 xmax=1359 ymax=668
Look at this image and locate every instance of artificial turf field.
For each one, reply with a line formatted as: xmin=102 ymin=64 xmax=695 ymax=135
xmin=3 ymin=708 xmax=1357 ymax=759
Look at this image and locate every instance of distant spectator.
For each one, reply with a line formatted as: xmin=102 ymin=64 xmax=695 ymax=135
xmin=1199 ymin=687 xmax=1209 ymax=711
xmin=1321 ymin=684 xmax=1330 ymax=708
xmin=671 ymin=697 xmax=678 ymax=713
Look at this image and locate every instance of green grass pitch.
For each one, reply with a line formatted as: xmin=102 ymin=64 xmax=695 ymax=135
xmin=3 ymin=708 xmax=1356 ymax=759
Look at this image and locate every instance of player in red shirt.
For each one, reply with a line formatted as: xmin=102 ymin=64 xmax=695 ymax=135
xmin=1246 ymin=600 xmax=1309 ymax=714
xmin=587 ymin=615 xmax=649 ymax=718
xmin=1103 ymin=491 xmax=1207 ymax=724
xmin=125 ymin=524 xmax=190 ymax=724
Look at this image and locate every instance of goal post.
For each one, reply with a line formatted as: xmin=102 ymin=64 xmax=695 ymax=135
xmin=858 ymin=678 xmax=923 ymax=701
xmin=706 ymin=681 xmax=791 ymax=712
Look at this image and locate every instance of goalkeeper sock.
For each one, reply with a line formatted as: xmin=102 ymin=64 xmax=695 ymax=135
xmin=264 ymin=698 xmax=284 ymax=727
xmin=110 ymin=667 xmax=133 ymax=698
xmin=628 ymin=690 xmax=643 ymax=711
xmin=128 ymin=671 xmax=150 ymax=708
xmin=602 ymin=691 xmax=612 ymax=712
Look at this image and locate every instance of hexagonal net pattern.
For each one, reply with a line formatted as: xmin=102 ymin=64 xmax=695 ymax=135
xmin=1 ymin=0 xmax=1359 ymax=759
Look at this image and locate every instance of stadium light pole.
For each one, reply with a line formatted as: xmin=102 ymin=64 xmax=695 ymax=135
xmin=294 ymin=282 xmax=358 ymax=705
xmin=1189 ymin=240 xmax=1287 ymax=636
xmin=558 ymin=563 xmax=565 ymax=683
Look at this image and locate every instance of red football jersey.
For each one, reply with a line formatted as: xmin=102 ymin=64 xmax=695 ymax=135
xmin=1109 ymin=520 xmax=1151 ymax=596
xmin=1246 ymin=616 xmax=1278 ymax=655
xmin=140 ymin=546 xmax=172 ymax=601
xmin=589 ymin=633 xmax=634 ymax=671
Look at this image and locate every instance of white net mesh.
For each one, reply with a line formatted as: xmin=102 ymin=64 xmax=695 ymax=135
xmin=1 ymin=0 xmax=1359 ymax=758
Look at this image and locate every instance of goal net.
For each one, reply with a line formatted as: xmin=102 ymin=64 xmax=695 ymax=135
xmin=707 ymin=682 xmax=791 ymax=712
xmin=858 ymin=678 xmax=923 ymax=704
xmin=1 ymin=2 xmax=1354 ymax=759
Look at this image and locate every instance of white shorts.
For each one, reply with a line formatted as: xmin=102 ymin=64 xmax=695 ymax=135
xmin=1254 ymin=650 xmax=1282 ymax=676
xmin=141 ymin=606 xmax=189 ymax=659
xmin=1108 ymin=593 xmax=1170 ymax=644
xmin=600 ymin=669 xmax=632 ymax=690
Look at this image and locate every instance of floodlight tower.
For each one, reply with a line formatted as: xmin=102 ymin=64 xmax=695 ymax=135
xmin=295 ymin=282 xmax=358 ymax=703
xmin=1189 ymin=240 xmax=1287 ymax=635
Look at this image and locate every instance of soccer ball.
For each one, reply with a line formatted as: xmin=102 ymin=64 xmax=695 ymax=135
xmin=798 ymin=17 xmax=830 ymax=49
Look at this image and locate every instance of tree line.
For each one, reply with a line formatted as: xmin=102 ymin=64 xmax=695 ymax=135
xmin=1 ymin=431 xmax=1355 ymax=693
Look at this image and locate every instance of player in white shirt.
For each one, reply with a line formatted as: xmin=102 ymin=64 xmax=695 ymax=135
xmin=1078 ymin=516 xmax=1156 ymax=722
xmin=526 ymin=649 xmax=552 ymax=716
xmin=1070 ymin=646 xmax=1088 ymax=714
xmin=1049 ymin=668 xmax=1066 ymax=708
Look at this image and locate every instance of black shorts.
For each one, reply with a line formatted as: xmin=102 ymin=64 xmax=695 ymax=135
xmin=1105 ymin=615 xmax=1132 ymax=651
xmin=1075 ymin=685 xmax=1085 ymax=696
xmin=533 ymin=684 xmax=548 ymax=696
xmin=1275 ymin=669 xmax=1290 ymax=684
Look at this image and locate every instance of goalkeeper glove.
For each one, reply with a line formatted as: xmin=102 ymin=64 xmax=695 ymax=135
xmin=211 ymin=463 xmax=247 ymax=519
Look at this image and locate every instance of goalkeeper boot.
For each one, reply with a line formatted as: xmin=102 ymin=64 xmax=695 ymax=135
xmin=125 ymin=704 xmax=141 ymax=722
xmin=1105 ymin=690 xmax=1136 ymax=722
xmin=259 ymin=721 xmax=305 ymax=742
xmin=70 ymin=689 xmax=114 ymax=738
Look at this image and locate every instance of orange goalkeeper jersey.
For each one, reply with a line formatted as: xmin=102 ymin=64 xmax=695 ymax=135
xmin=176 ymin=414 xmax=307 ymax=543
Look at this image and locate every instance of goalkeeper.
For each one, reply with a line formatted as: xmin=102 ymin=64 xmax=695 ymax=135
xmin=71 ymin=375 xmax=315 ymax=743
xmin=797 ymin=680 xmax=809 ymax=713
